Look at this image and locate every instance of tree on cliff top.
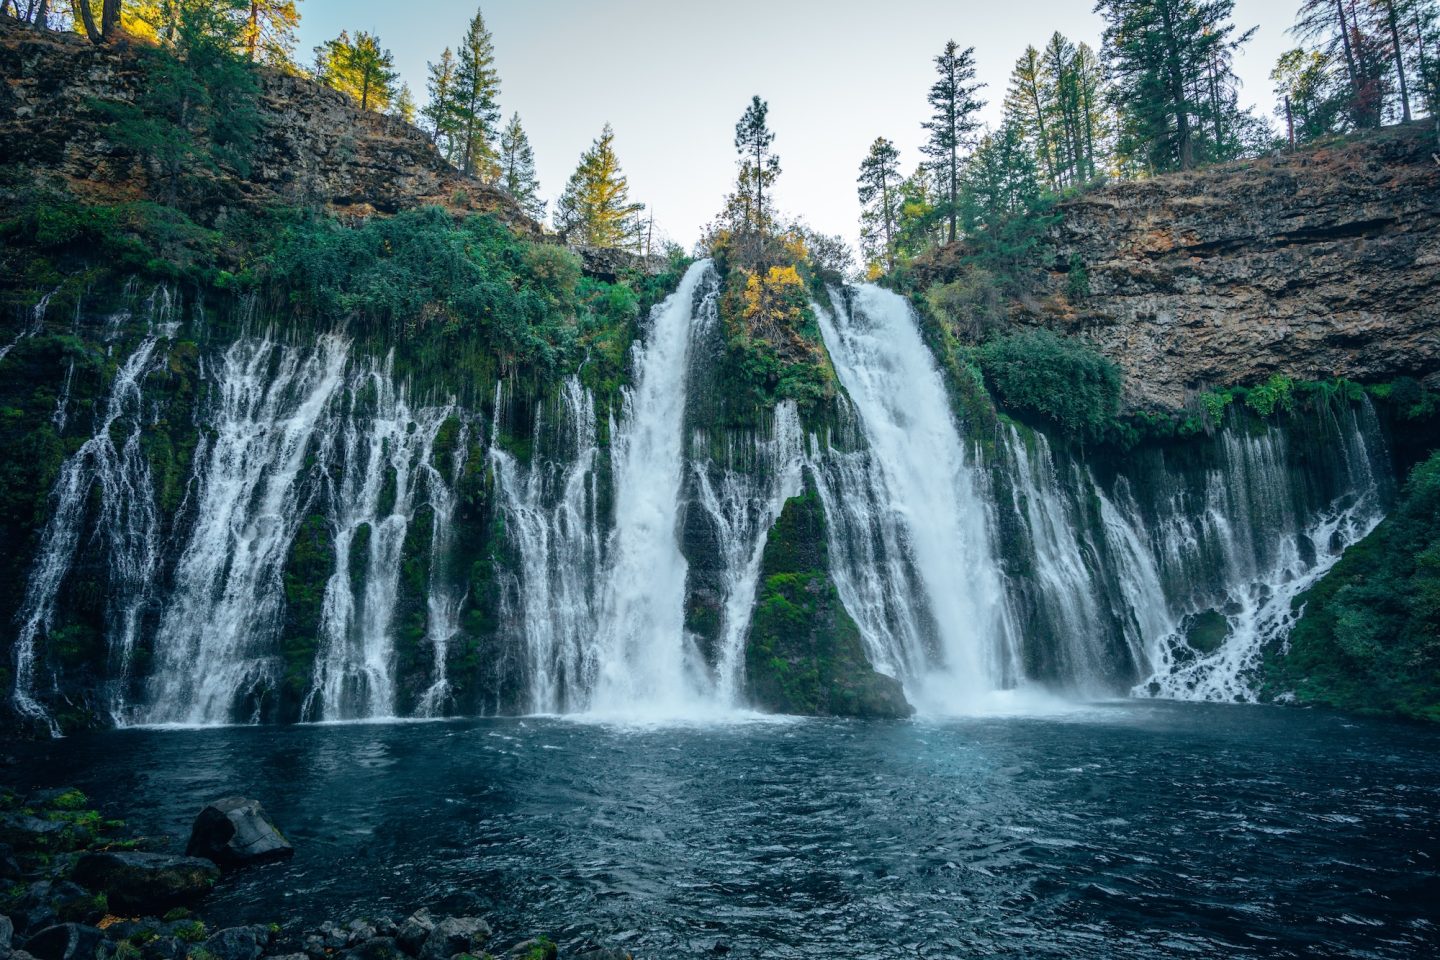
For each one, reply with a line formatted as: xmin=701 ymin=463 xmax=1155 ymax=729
xmin=1095 ymin=0 xmax=1256 ymax=173
xmin=314 ymin=30 xmax=398 ymax=113
xmin=452 ymin=7 xmax=503 ymax=180
xmin=857 ymin=137 xmax=902 ymax=274
xmin=554 ymin=124 xmax=645 ymax=249
xmin=921 ymin=41 xmax=986 ymax=243
xmin=734 ymin=95 xmax=781 ymax=243
xmin=499 ymin=112 xmax=545 ymax=221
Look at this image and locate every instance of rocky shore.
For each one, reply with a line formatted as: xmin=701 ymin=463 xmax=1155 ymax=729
xmin=0 ymin=788 xmax=627 ymax=960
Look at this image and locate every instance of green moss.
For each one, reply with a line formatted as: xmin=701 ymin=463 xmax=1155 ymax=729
xmin=1266 ymin=450 xmax=1440 ymax=721
xmin=744 ymin=479 xmax=913 ymax=719
xmin=976 ymin=328 xmax=1122 ymax=443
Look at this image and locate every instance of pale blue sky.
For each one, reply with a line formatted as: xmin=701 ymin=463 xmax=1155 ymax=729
xmin=298 ymin=1 xmax=1301 ymax=250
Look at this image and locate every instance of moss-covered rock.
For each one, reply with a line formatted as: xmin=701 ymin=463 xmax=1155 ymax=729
xmin=744 ymin=478 xmax=913 ymax=719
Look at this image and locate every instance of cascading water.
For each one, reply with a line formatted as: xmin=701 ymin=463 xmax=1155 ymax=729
xmin=491 ymin=376 xmax=605 ymax=714
xmin=305 ymin=360 xmax=453 ymax=721
xmin=416 ymin=419 xmax=471 ymax=717
xmin=10 ymin=333 xmax=163 ymax=735
xmin=689 ymin=401 xmax=805 ymax=705
xmin=141 ymin=336 xmax=349 ymax=725
xmin=814 ymin=286 xmax=1020 ymax=711
xmin=588 ymin=260 xmax=717 ymax=714
xmin=0 ymin=285 xmax=58 ymax=363
xmin=1129 ymin=399 xmax=1390 ymax=701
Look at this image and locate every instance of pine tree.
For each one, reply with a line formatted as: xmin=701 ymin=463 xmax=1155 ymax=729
xmin=555 ymin=124 xmax=645 ymax=249
xmin=734 ymin=95 xmax=781 ymax=236
xmin=1293 ymin=0 xmax=1390 ymax=127
xmin=1273 ymin=48 xmax=1346 ymax=141
xmin=920 ymin=40 xmax=985 ymax=243
xmin=856 ymin=137 xmax=902 ymax=272
xmin=241 ymin=0 xmax=300 ymax=66
xmin=391 ymin=82 xmax=416 ymax=125
xmin=1097 ymin=0 xmax=1255 ymax=172
xmin=1005 ymin=45 xmax=1060 ymax=188
xmin=499 ymin=112 xmax=545 ymax=220
xmin=453 ymin=6 xmax=502 ymax=180
xmin=314 ymin=31 xmax=398 ymax=113
xmin=422 ymin=48 xmax=461 ymax=163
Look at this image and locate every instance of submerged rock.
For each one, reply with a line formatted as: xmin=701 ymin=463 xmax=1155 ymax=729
xmin=186 ymin=798 xmax=293 ymax=869
xmin=20 ymin=924 xmax=103 ymax=960
xmin=395 ymin=910 xmax=434 ymax=957
xmin=499 ymin=939 xmax=556 ymax=960
xmin=0 ymin=915 xmax=12 ymax=960
xmin=0 ymin=817 xmax=65 ymax=851
xmin=72 ymin=851 xmax=219 ymax=914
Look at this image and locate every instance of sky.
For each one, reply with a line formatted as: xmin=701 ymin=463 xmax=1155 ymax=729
xmin=297 ymin=0 xmax=1303 ymax=252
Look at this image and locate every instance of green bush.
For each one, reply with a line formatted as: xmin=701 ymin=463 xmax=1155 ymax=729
xmin=976 ymin=329 xmax=1122 ymax=442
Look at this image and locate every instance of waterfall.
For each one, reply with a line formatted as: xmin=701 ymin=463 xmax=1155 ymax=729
xmin=814 ymin=286 xmax=1019 ymax=711
xmin=141 ymin=336 xmax=349 ymax=725
xmin=0 ymin=285 xmax=58 ymax=364
xmin=999 ymin=425 xmax=1119 ymax=691
xmin=9 ymin=335 xmax=162 ymax=735
xmin=305 ymin=360 xmax=453 ymax=721
xmin=588 ymin=260 xmax=717 ymax=714
xmin=491 ymin=377 xmax=605 ymax=714
xmin=1128 ymin=400 xmax=1390 ymax=701
xmin=416 ymin=418 xmax=471 ymax=718
xmin=691 ymin=401 xmax=806 ymax=705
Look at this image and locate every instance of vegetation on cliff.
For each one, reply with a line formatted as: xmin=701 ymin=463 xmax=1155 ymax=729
xmin=744 ymin=480 xmax=913 ymax=719
xmin=1268 ymin=450 xmax=1440 ymax=721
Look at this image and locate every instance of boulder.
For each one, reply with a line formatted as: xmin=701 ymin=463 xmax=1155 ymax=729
xmin=139 ymin=937 xmax=184 ymax=960
xmin=337 ymin=938 xmax=404 ymax=960
xmin=0 ymin=844 xmax=22 ymax=880
xmin=185 ymin=799 xmax=293 ymax=869
xmin=20 ymin=925 xmax=103 ymax=960
xmin=395 ymin=911 xmax=434 ymax=958
xmin=0 ymin=914 xmax=13 ymax=960
xmin=0 ymin=817 xmax=64 ymax=851
xmin=499 ymin=939 xmax=556 ymax=960
xmin=200 ymin=927 xmax=272 ymax=960
xmin=417 ymin=918 xmax=491 ymax=960
xmin=71 ymin=852 xmax=219 ymax=914
xmin=12 ymin=882 xmax=97 ymax=936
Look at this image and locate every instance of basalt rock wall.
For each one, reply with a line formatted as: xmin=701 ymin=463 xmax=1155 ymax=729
xmin=1022 ymin=124 xmax=1440 ymax=409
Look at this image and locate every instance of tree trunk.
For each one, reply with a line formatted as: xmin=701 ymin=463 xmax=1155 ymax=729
xmin=72 ymin=0 xmax=99 ymax=40
xmin=248 ymin=0 xmax=260 ymax=61
xmin=100 ymin=0 xmax=119 ymax=39
xmin=1159 ymin=0 xmax=1193 ymax=169
xmin=1335 ymin=0 xmax=1361 ymax=100
xmin=30 ymin=0 xmax=49 ymax=29
xmin=1382 ymin=0 xmax=1411 ymax=122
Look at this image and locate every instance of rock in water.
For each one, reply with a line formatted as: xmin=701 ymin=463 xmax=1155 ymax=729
xmin=186 ymin=798 xmax=293 ymax=868
xmin=19 ymin=925 xmax=103 ymax=960
xmin=71 ymin=852 xmax=219 ymax=914
xmin=200 ymin=927 xmax=274 ymax=960
xmin=0 ymin=914 xmax=13 ymax=960
xmin=417 ymin=918 xmax=491 ymax=960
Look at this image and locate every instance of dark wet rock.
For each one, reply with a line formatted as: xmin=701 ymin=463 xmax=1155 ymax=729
xmin=200 ymin=926 xmax=272 ymax=960
xmin=314 ymin=921 xmax=349 ymax=949
xmin=0 ymin=915 xmax=13 ymax=960
xmin=13 ymin=882 xmax=98 ymax=935
xmin=499 ymin=939 xmax=556 ymax=960
xmin=337 ymin=938 xmax=404 ymax=960
xmin=22 ymin=791 xmax=81 ymax=811
xmin=395 ymin=910 xmax=434 ymax=957
xmin=300 ymin=933 xmax=327 ymax=960
xmin=139 ymin=937 xmax=184 ymax=960
xmin=343 ymin=922 xmax=377 ymax=947
xmin=185 ymin=799 xmax=293 ymax=869
xmin=0 ymin=844 xmax=22 ymax=879
xmin=72 ymin=852 xmax=219 ymax=914
xmin=0 ymin=817 xmax=64 ymax=850
xmin=21 ymin=924 xmax=103 ymax=960
xmin=416 ymin=918 xmax=491 ymax=960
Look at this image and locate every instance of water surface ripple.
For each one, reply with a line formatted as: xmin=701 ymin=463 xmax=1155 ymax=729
xmin=16 ymin=703 xmax=1440 ymax=958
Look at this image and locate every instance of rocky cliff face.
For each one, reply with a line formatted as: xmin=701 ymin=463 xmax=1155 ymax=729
xmin=0 ymin=23 xmax=532 ymax=228
xmin=1024 ymin=124 xmax=1440 ymax=409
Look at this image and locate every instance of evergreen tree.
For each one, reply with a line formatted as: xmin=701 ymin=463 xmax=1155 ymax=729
xmin=421 ymin=48 xmax=461 ymax=163
xmin=453 ymin=6 xmax=502 ymax=180
xmin=856 ymin=137 xmax=902 ymax=272
xmin=920 ymin=40 xmax=985 ymax=243
xmin=554 ymin=123 xmax=645 ymax=249
xmin=314 ymin=30 xmax=398 ymax=113
xmin=390 ymin=82 xmax=416 ymax=125
xmin=240 ymin=0 xmax=300 ymax=66
xmin=499 ymin=111 xmax=545 ymax=220
xmin=1273 ymin=47 xmax=1346 ymax=141
xmin=1005 ymin=45 xmax=1061 ymax=188
xmin=734 ymin=95 xmax=781 ymax=236
xmin=1293 ymin=0 xmax=1391 ymax=127
xmin=1096 ymin=0 xmax=1256 ymax=172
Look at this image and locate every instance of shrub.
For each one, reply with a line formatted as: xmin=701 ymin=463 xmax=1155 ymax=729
xmin=924 ymin=264 xmax=1005 ymax=342
xmin=976 ymin=329 xmax=1122 ymax=442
